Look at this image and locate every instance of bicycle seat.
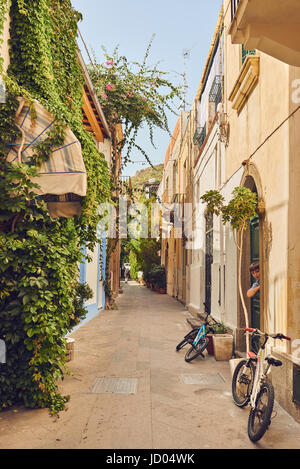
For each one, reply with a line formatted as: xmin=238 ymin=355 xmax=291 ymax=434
xmin=265 ymin=356 xmax=282 ymax=367
xmin=247 ymin=351 xmax=257 ymax=360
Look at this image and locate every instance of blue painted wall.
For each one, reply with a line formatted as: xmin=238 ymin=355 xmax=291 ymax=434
xmin=73 ymin=236 xmax=106 ymax=331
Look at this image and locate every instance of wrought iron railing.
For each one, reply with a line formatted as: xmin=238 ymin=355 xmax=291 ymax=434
xmin=193 ymin=124 xmax=207 ymax=147
xmin=231 ymin=0 xmax=241 ymax=22
xmin=209 ymin=75 xmax=223 ymax=112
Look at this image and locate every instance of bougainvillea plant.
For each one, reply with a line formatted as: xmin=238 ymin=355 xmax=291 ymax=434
xmin=88 ymin=36 xmax=184 ymax=170
xmin=88 ymin=36 xmax=183 ymax=306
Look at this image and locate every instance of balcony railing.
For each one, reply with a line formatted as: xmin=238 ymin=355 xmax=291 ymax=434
xmin=209 ymin=75 xmax=223 ymax=112
xmin=231 ymin=0 xmax=241 ymax=22
xmin=193 ymin=124 xmax=207 ymax=147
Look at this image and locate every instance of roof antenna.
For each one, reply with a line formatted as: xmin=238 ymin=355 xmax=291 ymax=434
xmin=182 ymin=45 xmax=195 ymax=110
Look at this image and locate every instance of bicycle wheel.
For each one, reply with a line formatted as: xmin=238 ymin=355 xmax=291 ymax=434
xmin=176 ymin=328 xmax=199 ymax=351
xmin=232 ymin=359 xmax=256 ymax=407
xmin=248 ymin=380 xmax=275 ymax=442
xmin=185 ymin=337 xmax=208 ymax=362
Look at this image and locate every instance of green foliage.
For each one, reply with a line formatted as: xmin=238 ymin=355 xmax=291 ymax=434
xmin=129 ymin=164 xmax=163 ymax=201
xmin=148 ymin=264 xmax=166 ymax=289
xmin=200 ymin=187 xmax=257 ymax=231
xmin=128 ymin=250 xmax=139 ymax=281
xmin=209 ymin=322 xmax=229 ymax=334
xmin=0 ymin=0 xmax=110 ymax=414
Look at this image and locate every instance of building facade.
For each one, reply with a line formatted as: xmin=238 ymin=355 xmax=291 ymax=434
xmin=160 ymin=111 xmax=191 ymax=303
xmin=226 ymin=0 xmax=300 ymax=422
xmin=159 ymin=1 xmax=300 ymax=422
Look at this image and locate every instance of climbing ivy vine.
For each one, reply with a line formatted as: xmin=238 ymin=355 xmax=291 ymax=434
xmin=0 ymin=0 xmax=110 ymax=414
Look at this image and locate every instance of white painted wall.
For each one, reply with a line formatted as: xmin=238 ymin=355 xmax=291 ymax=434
xmin=0 ymin=11 xmax=10 ymax=73
xmin=97 ymin=139 xmax=112 ymax=169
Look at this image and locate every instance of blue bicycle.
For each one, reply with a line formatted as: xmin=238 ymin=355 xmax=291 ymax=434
xmin=176 ymin=306 xmax=219 ymax=362
xmin=184 ymin=313 xmax=216 ymax=362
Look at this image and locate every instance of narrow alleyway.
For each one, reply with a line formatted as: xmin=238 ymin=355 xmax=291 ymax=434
xmin=1 ymin=281 xmax=300 ymax=450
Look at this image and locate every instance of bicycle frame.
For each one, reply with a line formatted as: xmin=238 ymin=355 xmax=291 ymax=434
xmin=192 ymin=323 xmax=206 ymax=347
xmin=246 ymin=329 xmax=289 ymax=408
xmin=249 ymin=344 xmax=272 ymax=408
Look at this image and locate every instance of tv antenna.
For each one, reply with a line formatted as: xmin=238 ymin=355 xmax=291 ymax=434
xmin=182 ymin=45 xmax=195 ymax=110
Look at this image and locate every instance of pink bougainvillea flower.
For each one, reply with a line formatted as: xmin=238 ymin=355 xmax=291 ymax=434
xmin=142 ymin=97 xmax=146 ymax=101
xmin=106 ymin=61 xmax=114 ymax=66
xmin=100 ymin=93 xmax=108 ymax=99
xmin=106 ymin=84 xmax=112 ymax=91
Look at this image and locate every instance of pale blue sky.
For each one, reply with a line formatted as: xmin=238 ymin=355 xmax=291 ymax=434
xmin=72 ymin=0 xmax=223 ymax=176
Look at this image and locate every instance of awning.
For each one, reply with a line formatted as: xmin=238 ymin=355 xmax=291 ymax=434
xmin=6 ymin=98 xmax=87 ymax=197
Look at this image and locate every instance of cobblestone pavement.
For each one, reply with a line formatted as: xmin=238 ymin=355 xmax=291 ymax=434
xmin=1 ymin=281 xmax=300 ymax=450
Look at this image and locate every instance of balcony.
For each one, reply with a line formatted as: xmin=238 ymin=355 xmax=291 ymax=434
xmin=231 ymin=0 xmax=241 ymax=22
xmin=193 ymin=124 xmax=207 ymax=147
xmin=229 ymin=0 xmax=300 ymax=67
xmin=209 ymin=75 xmax=224 ymax=112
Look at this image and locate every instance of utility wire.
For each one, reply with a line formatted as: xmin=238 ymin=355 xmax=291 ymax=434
xmin=220 ymin=104 xmax=300 ymax=192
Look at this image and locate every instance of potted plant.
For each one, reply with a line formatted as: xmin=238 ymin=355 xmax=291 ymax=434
xmin=205 ymin=322 xmax=229 ymax=356
xmin=210 ymin=322 xmax=234 ymax=361
xmin=148 ymin=264 xmax=166 ymax=293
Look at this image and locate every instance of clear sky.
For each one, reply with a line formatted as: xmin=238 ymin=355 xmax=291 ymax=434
xmin=72 ymin=0 xmax=223 ymax=177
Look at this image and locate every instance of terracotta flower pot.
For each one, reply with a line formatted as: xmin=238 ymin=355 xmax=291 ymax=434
xmin=206 ymin=334 xmax=214 ymax=356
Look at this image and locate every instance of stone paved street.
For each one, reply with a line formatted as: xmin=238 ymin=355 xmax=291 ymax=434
xmin=1 ymin=281 xmax=300 ymax=450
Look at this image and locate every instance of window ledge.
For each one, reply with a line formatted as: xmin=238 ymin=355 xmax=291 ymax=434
xmin=229 ymin=55 xmax=260 ymax=114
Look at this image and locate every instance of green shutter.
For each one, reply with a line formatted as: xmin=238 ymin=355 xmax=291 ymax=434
xmin=242 ymin=45 xmax=256 ymax=64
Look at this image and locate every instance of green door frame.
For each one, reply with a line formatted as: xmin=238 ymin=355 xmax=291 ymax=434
xmin=250 ymin=216 xmax=260 ymax=329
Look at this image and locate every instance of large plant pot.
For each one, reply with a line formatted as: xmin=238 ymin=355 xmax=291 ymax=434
xmin=212 ymin=334 xmax=233 ymax=361
xmin=206 ymin=334 xmax=214 ymax=356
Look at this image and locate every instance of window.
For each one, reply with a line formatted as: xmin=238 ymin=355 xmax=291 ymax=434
xmin=242 ymin=45 xmax=256 ymax=65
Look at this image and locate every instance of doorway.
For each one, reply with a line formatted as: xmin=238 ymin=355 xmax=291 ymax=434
xmin=250 ymin=216 xmax=260 ymax=329
xmin=205 ymin=212 xmax=213 ymax=314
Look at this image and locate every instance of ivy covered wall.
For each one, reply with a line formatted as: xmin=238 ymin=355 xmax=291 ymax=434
xmin=0 ymin=0 xmax=111 ymax=414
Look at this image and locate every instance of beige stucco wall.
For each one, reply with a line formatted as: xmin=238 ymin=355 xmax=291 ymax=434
xmin=287 ymin=66 xmax=300 ymax=345
xmin=224 ymin=1 xmax=291 ymax=347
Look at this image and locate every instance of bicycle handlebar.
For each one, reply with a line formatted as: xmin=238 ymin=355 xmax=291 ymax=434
xmin=244 ymin=328 xmax=291 ymax=341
